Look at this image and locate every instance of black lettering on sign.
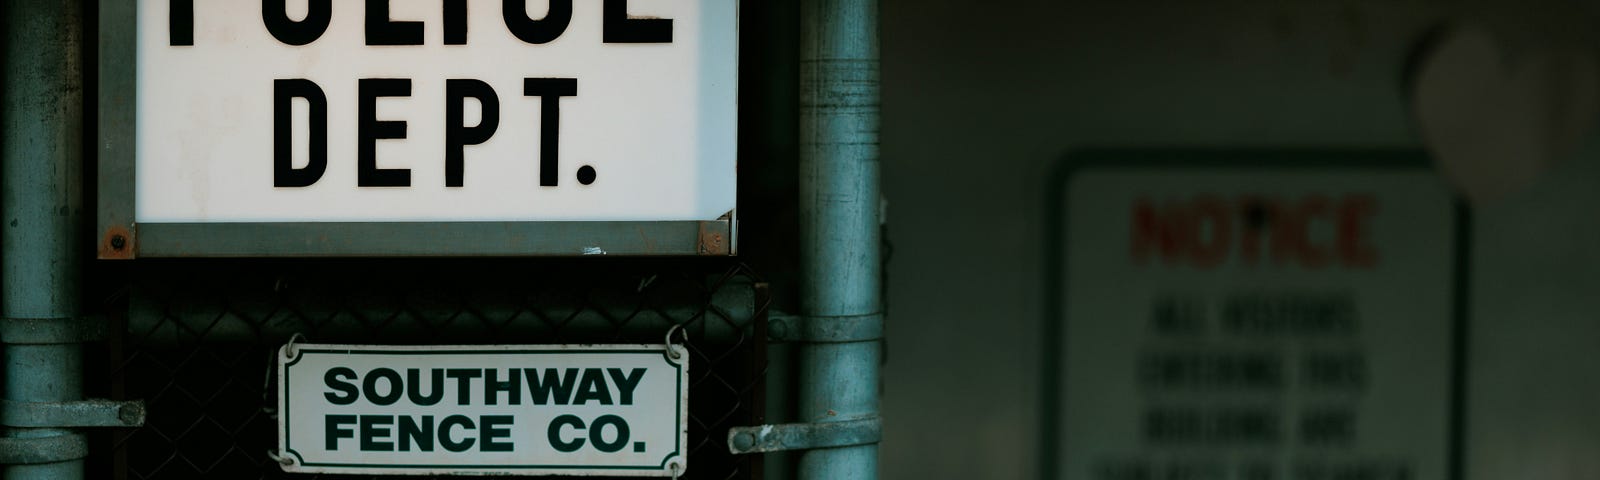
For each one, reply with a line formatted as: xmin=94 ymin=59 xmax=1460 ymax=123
xmin=1221 ymin=293 xmax=1358 ymax=337
xmin=444 ymin=0 xmax=468 ymax=45
xmin=366 ymin=0 xmax=424 ymax=46
xmin=590 ymin=415 xmax=631 ymax=452
xmin=608 ymin=368 xmax=646 ymax=405
xmin=322 ymin=366 xmax=357 ymax=405
xmin=574 ymin=368 xmax=613 ymax=405
xmin=364 ymin=368 xmax=404 ymax=406
xmin=524 ymin=78 xmax=578 ymax=187
xmin=1093 ymin=458 xmax=1226 ymax=480
xmin=360 ymin=415 xmax=396 ymax=451
xmin=406 ymin=368 xmax=445 ymax=406
xmin=1294 ymin=460 xmax=1412 ymax=480
xmin=274 ymin=79 xmax=329 ymax=188
xmin=446 ymin=79 xmax=501 ymax=187
xmin=446 ymin=368 xmax=482 ymax=404
xmin=1139 ymin=351 xmax=1283 ymax=391
xmin=398 ymin=415 xmax=434 ymax=452
xmin=481 ymin=415 xmax=516 ymax=452
xmin=603 ymin=0 xmax=673 ymax=43
xmin=1142 ymin=406 xmax=1281 ymax=445
xmin=170 ymin=0 xmax=194 ymax=46
xmin=548 ymin=414 xmax=585 ymax=452
xmin=439 ymin=415 xmax=477 ymax=452
xmin=1302 ymin=352 xmax=1366 ymax=391
xmin=358 ymin=78 xmax=413 ymax=187
xmin=326 ymin=415 xmax=357 ymax=449
xmin=262 ymin=0 xmax=332 ymax=46
xmin=503 ymin=0 xmax=573 ymax=44
xmin=1298 ymin=407 xmax=1356 ymax=446
xmin=485 ymin=368 xmax=521 ymax=406
xmin=1150 ymin=295 xmax=1205 ymax=336
xmin=527 ymin=368 xmax=579 ymax=405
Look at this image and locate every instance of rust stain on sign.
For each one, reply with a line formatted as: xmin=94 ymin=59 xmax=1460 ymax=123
xmin=699 ymin=221 xmax=730 ymax=256
xmin=100 ymin=225 xmax=136 ymax=260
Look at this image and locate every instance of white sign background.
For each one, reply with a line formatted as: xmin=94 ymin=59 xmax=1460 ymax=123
xmin=137 ymin=0 xmax=737 ymax=223
xmin=1056 ymin=168 xmax=1459 ymax=480
xmin=278 ymin=344 xmax=687 ymax=476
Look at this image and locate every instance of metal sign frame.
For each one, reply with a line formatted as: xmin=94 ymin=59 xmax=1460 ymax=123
xmin=276 ymin=343 xmax=689 ymax=476
xmin=1036 ymin=149 xmax=1471 ymax=480
xmin=95 ymin=0 xmax=737 ymax=259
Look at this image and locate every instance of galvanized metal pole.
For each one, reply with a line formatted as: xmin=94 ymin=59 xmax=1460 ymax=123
xmin=798 ymin=0 xmax=881 ymax=478
xmin=3 ymin=0 xmax=87 ymax=478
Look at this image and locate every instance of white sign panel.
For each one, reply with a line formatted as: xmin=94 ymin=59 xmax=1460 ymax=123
xmin=1055 ymin=161 xmax=1461 ymax=480
xmin=277 ymin=344 xmax=687 ymax=476
xmin=137 ymin=0 xmax=737 ymax=223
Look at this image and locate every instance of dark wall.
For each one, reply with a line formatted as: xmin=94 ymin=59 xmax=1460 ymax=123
xmin=878 ymin=1 xmax=1600 ymax=478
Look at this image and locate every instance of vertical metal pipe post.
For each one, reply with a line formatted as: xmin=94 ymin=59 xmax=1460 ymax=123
xmin=3 ymin=0 xmax=87 ymax=478
xmin=798 ymin=0 xmax=881 ymax=478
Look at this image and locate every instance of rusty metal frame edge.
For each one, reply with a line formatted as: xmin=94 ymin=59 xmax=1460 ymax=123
xmin=95 ymin=3 xmax=737 ymax=259
xmin=126 ymin=217 xmax=733 ymax=257
xmin=97 ymin=0 xmax=138 ymax=260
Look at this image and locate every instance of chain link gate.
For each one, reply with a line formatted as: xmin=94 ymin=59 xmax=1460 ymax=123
xmin=99 ymin=259 xmax=767 ymax=479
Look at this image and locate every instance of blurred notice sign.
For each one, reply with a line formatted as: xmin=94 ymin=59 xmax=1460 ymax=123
xmin=277 ymin=344 xmax=687 ymax=476
xmin=137 ymin=0 xmax=736 ymax=223
xmin=1052 ymin=153 xmax=1463 ymax=480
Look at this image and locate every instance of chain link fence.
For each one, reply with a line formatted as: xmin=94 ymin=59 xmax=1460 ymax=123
xmin=102 ymin=259 xmax=767 ymax=479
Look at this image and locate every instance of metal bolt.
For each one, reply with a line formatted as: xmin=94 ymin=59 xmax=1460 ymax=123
xmin=732 ymin=432 xmax=756 ymax=451
xmin=118 ymin=403 xmax=145 ymax=426
xmin=110 ymin=234 xmax=126 ymax=250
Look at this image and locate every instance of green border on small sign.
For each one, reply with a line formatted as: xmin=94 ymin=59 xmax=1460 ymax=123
xmin=279 ymin=347 xmax=685 ymax=473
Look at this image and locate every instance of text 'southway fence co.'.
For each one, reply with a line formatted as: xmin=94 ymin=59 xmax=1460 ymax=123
xmin=106 ymin=260 xmax=767 ymax=479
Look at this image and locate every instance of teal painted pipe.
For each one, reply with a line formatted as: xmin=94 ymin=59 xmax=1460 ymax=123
xmin=2 ymin=0 xmax=87 ymax=477
xmin=798 ymin=0 xmax=881 ymax=478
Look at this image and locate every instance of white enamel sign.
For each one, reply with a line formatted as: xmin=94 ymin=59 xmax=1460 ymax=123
xmin=1053 ymin=159 xmax=1462 ymax=480
xmin=277 ymin=344 xmax=688 ymax=476
xmin=137 ymin=0 xmax=737 ymax=223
